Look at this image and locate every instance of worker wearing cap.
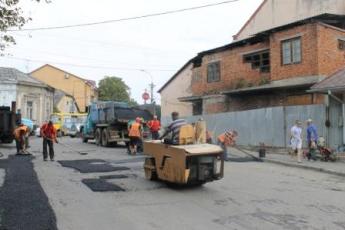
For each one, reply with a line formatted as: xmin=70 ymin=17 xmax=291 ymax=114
xmin=41 ymin=121 xmax=58 ymax=161
xmin=128 ymin=117 xmax=142 ymax=155
xmin=148 ymin=115 xmax=161 ymax=140
xmin=217 ymin=130 xmax=238 ymax=161
xmin=13 ymin=123 xmax=29 ymax=154
xmin=306 ymin=118 xmax=318 ymax=161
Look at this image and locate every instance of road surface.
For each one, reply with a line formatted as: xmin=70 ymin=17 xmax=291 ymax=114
xmin=1 ymin=137 xmax=345 ymax=230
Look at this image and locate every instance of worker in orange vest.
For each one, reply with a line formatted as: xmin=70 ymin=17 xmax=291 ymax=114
xmin=128 ymin=117 xmax=142 ymax=155
xmin=217 ymin=130 xmax=238 ymax=161
xmin=147 ymin=115 xmax=161 ymax=140
xmin=41 ymin=121 xmax=58 ymax=161
xmin=13 ymin=123 xmax=29 ymax=154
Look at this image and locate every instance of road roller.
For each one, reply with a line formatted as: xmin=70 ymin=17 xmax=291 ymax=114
xmin=143 ymin=140 xmax=224 ymax=185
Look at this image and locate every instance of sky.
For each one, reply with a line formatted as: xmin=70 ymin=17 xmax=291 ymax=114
xmin=0 ymin=0 xmax=263 ymax=104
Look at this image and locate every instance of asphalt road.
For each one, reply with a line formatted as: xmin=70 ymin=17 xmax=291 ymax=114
xmin=1 ymin=137 xmax=345 ymax=230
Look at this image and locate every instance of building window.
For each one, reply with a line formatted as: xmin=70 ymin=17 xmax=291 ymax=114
xmin=281 ymin=37 xmax=301 ymax=65
xmin=26 ymin=101 xmax=33 ymax=120
xmin=243 ymin=50 xmax=270 ymax=72
xmin=193 ymin=100 xmax=203 ymax=115
xmin=207 ymin=62 xmax=220 ymax=83
xmin=338 ymin=39 xmax=345 ymax=50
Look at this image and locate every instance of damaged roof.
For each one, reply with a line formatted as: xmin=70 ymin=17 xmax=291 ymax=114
xmin=310 ymin=67 xmax=345 ymax=92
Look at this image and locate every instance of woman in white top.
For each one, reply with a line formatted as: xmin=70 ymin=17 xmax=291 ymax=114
xmin=290 ymin=120 xmax=303 ymax=163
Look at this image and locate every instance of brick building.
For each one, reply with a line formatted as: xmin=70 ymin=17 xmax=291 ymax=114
xmin=178 ymin=14 xmax=345 ymax=114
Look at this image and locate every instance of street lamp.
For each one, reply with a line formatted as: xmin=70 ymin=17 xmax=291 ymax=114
xmin=140 ymin=69 xmax=156 ymax=116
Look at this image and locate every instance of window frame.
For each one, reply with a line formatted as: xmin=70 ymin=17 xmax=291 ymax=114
xmin=243 ymin=49 xmax=270 ymax=73
xmin=207 ymin=61 xmax=221 ymax=83
xmin=281 ymin=37 xmax=302 ymax=66
xmin=338 ymin=39 xmax=345 ymax=50
xmin=26 ymin=101 xmax=33 ymax=120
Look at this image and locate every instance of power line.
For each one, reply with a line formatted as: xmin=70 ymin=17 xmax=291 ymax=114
xmin=9 ymin=0 xmax=240 ymax=32
xmin=12 ymin=48 xmax=179 ymax=68
xmin=0 ymin=56 xmax=176 ymax=72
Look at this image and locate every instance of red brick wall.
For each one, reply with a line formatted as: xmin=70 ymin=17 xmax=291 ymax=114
xmin=317 ymin=23 xmax=345 ymax=76
xmin=191 ymin=41 xmax=270 ymax=96
xmin=202 ymin=95 xmax=227 ymax=114
xmin=270 ymin=23 xmax=319 ymax=81
xmin=189 ymin=22 xmax=342 ymax=113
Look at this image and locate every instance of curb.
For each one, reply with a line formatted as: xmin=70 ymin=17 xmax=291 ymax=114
xmin=238 ymin=148 xmax=345 ymax=177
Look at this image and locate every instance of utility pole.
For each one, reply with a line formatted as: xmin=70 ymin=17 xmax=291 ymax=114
xmin=140 ymin=70 xmax=156 ymax=116
xmin=149 ymin=82 xmax=155 ymax=104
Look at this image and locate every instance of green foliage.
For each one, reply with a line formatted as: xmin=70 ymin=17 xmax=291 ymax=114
xmin=98 ymin=76 xmax=138 ymax=105
xmin=0 ymin=0 xmax=48 ymax=52
xmin=235 ymin=78 xmax=247 ymax=89
xmin=128 ymin=98 xmax=138 ymax=106
xmin=258 ymin=77 xmax=271 ymax=86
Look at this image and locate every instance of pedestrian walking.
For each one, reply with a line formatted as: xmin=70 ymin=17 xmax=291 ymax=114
xmin=147 ymin=115 xmax=161 ymax=140
xmin=41 ymin=121 xmax=58 ymax=161
xmin=217 ymin=130 xmax=238 ymax=161
xmin=306 ymin=118 xmax=318 ymax=161
xmin=13 ymin=123 xmax=29 ymax=154
xmin=290 ymin=120 xmax=303 ymax=163
xmin=128 ymin=117 xmax=142 ymax=155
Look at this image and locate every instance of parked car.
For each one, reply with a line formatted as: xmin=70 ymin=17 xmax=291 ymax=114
xmin=35 ymin=127 xmax=41 ymax=137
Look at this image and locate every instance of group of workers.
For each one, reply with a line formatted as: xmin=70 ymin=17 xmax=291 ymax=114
xmin=128 ymin=111 xmax=238 ymax=161
xmin=13 ymin=120 xmax=58 ymax=161
xmin=127 ymin=115 xmax=161 ymax=155
xmin=14 ymin=111 xmax=237 ymax=161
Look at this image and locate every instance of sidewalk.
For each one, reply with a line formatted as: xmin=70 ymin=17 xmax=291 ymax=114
xmin=233 ymin=147 xmax=345 ymax=177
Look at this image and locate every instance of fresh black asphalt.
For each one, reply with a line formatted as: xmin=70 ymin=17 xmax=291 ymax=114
xmin=58 ymin=159 xmax=129 ymax=173
xmin=0 ymin=155 xmax=57 ymax=230
xmin=82 ymin=178 xmax=125 ymax=192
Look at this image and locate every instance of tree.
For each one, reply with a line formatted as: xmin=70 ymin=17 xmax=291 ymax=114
xmin=0 ymin=0 xmax=48 ymax=51
xmin=98 ymin=76 xmax=138 ymax=104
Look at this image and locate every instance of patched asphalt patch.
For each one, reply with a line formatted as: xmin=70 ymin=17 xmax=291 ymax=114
xmin=111 ymin=157 xmax=146 ymax=164
xmin=82 ymin=178 xmax=125 ymax=192
xmin=0 ymin=155 xmax=57 ymax=230
xmin=58 ymin=159 xmax=130 ymax=173
xmin=99 ymin=174 xmax=128 ymax=179
xmin=227 ymin=157 xmax=261 ymax=162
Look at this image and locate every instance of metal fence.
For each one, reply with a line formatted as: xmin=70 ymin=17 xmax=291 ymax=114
xmin=162 ymin=104 xmax=330 ymax=148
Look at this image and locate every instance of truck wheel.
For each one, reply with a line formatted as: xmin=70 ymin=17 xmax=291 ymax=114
xmin=82 ymin=136 xmax=88 ymax=143
xmin=101 ymin=129 xmax=109 ymax=147
xmin=95 ymin=128 xmax=102 ymax=146
xmin=144 ymin=158 xmax=157 ymax=180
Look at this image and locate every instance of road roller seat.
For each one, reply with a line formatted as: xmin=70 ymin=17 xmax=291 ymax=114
xmin=178 ymin=124 xmax=195 ymax=145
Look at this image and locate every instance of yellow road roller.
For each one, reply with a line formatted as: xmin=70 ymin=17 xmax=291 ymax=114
xmin=143 ymin=140 xmax=224 ymax=185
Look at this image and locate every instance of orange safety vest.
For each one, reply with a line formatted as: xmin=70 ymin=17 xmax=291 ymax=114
xmin=129 ymin=122 xmax=141 ymax=137
xmin=14 ymin=126 xmax=27 ymax=140
xmin=217 ymin=131 xmax=235 ymax=146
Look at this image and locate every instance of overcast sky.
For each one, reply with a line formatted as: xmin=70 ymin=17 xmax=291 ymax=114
xmin=1 ymin=0 xmax=263 ymax=103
